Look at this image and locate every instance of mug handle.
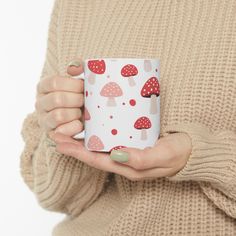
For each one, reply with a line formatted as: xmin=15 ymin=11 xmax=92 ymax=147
xmin=70 ymin=72 xmax=86 ymax=140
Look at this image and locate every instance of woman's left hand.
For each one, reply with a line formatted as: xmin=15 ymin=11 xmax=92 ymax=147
xmin=49 ymin=131 xmax=192 ymax=181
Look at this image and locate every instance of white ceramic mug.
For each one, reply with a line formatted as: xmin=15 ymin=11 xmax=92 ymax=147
xmin=72 ymin=58 xmax=160 ymax=152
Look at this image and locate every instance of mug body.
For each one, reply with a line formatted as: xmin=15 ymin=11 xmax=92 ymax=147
xmin=82 ymin=58 xmax=160 ymax=152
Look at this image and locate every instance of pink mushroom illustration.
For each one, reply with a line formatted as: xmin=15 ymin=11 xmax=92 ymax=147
xmin=84 ymin=107 xmax=91 ymax=121
xmin=144 ymin=60 xmax=152 ymax=72
xmin=100 ymin=82 xmax=123 ymax=106
xmin=121 ymin=64 xmax=138 ymax=87
xmin=87 ymin=60 xmax=106 ymax=84
xmin=109 ymin=145 xmax=127 ymax=152
xmin=87 ymin=135 xmax=104 ymax=151
xmin=134 ymin=116 xmax=152 ymax=140
xmin=141 ymin=77 xmax=160 ymax=114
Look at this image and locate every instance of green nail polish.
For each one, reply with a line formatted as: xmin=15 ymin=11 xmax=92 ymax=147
xmin=110 ymin=150 xmax=129 ymax=162
xmin=68 ymin=60 xmax=81 ymax=67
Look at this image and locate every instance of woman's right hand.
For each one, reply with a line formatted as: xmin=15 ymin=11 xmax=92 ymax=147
xmin=35 ymin=61 xmax=84 ymax=136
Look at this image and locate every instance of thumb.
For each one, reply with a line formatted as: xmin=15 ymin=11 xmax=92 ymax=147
xmin=67 ymin=58 xmax=84 ymax=77
xmin=109 ymin=147 xmax=148 ymax=169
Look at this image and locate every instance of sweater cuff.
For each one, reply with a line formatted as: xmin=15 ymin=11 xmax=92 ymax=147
xmin=20 ymin=111 xmax=43 ymax=190
xmin=161 ymin=123 xmax=236 ymax=188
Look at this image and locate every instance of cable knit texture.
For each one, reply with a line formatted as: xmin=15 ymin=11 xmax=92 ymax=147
xmin=20 ymin=0 xmax=236 ymax=235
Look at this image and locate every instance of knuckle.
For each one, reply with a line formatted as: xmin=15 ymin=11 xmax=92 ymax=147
xmin=50 ymin=76 xmax=58 ymax=91
xmin=60 ymin=93 xmax=67 ymax=105
xmin=52 ymin=93 xmax=62 ymax=107
xmin=52 ymin=109 xmax=64 ymax=125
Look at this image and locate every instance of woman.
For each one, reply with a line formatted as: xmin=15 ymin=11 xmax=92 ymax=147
xmin=20 ymin=0 xmax=236 ymax=235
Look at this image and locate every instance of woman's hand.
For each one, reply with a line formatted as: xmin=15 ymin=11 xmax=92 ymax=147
xmin=49 ymin=131 xmax=192 ymax=181
xmin=35 ymin=60 xmax=84 ymax=136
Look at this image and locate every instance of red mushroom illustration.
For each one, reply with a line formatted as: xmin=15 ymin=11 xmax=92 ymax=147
xmin=144 ymin=60 xmax=152 ymax=72
xmin=87 ymin=135 xmax=104 ymax=151
xmin=109 ymin=145 xmax=127 ymax=152
xmin=121 ymin=64 xmax=138 ymax=86
xmin=87 ymin=60 xmax=106 ymax=84
xmin=100 ymin=82 xmax=123 ymax=106
xmin=84 ymin=107 xmax=91 ymax=121
xmin=141 ymin=77 xmax=160 ymax=114
xmin=134 ymin=116 xmax=152 ymax=140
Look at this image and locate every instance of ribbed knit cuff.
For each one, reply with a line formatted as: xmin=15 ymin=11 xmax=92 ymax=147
xmin=161 ymin=123 xmax=236 ymax=189
xmin=20 ymin=111 xmax=43 ymax=190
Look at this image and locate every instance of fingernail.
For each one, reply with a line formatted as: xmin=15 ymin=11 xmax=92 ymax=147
xmin=67 ymin=60 xmax=81 ymax=67
xmin=67 ymin=60 xmax=83 ymax=77
xmin=110 ymin=150 xmax=129 ymax=162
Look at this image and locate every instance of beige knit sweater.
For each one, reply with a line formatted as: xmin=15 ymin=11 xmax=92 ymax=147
xmin=20 ymin=0 xmax=236 ymax=235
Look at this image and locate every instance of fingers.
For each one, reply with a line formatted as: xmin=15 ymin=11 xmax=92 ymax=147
xmin=56 ymin=142 xmax=112 ymax=171
xmin=109 ymin=142 xmax=175 ymax=170
xmin=54 ymin=120 xmax=84 ymax=136
xmin=55 ymin=142 xmax=135 ymax=174
xmin=37 ymin=75 xmax=84 ymax=94
xmin=110 ymin=133 xmax=191 ymax=171
xmin=35 ymin=59 xmax=85 ymax=133
xmin=48 ymin=131 xmax=83 ymax=145
xmin=36 ymin=91 xmax=84 ymax=112
xmin=55 ymin=141 xmax=173 ymax=181
xmin=39 ymin=108 xmax=82 ymax=130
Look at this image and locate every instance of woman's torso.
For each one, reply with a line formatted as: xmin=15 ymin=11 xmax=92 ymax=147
xmin=53 ymin=0 xmax=236 ymax=235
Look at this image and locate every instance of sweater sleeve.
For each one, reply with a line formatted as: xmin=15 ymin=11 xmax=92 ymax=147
xmin=160 ymin=122 xmax=236 ymax=219
xmin=20 ymin=0 xmax=109 ymax=217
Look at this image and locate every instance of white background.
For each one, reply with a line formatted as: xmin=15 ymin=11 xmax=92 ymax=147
xmin=0 ymin=0 xmax=64 ymax=235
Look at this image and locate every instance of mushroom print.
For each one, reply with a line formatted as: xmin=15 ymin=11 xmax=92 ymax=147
xmin=87 ymin=135 xmax=104 ymax=151
xmin=141 ymin=77 xmax=160 ymax=114
xmin=87 ymin=60 xmax=106 ymax=84
xmin=84 ymin=107 xmax=91 ymax=121
xmin=144 ymin=60 xmax=152 ymax=72
xmin=100 ymin=82 xmax=123 ymax=106
xmin=109 ymin=145 xmax=127 ymax=152
xmin=121 ymin=64 xmax=138 ymax=87
xmin=134 ymin=116 xmax=152 ymax=140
